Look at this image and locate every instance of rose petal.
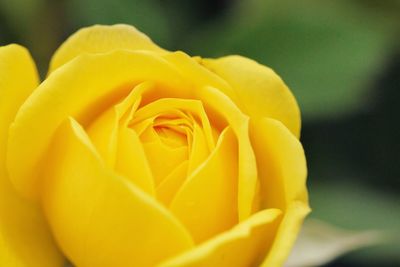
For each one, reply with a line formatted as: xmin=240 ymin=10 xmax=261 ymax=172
xmin=249 ymin=118 xmax=310 ymax=266
xmin=169 ymin=127 xmax=238 ymax=243
xmin=116 ymin=127 xmax=155 ymax=196
xmin=132 ymin=115 xmax=189 ymax=186
xmin=49 ymin=24 xmax=165 ymax=73
xmin=261 ymin=202 xmax=310 ymax=267
xmin=196 ymin=86 xmax=259 ymax=221
xmin=85 ymin=82 xmax=155 ymax=195
xmin=42 ymin=118 xmax=194 ymax=267
xmin=143 ymin=139 xmax=188 ymax=185
xmin=187 ymin=123 xmax=210 ymax=174
xmin=86 ymin=82 xmax=145 ymax=166
xmin=0 ymin=45 xmax=64 ymax=267
xmin=249 ymin=118 xmax=308 ymax=210
xmin=156 ymin=161 xmax=189 ymax=206
xmin=162 ymin=52 xmax=232 ymax=96
xmin=86 ymin=105 xmax=119 ymax=167
xmin=159 ymin=208 xmax=282 ymax=267
xmin=202 ymin=56 xmax=301 ymax=138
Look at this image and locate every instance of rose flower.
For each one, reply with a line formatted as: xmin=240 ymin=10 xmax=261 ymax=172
xmin=0 ymin=24 xmax=309 ymax=267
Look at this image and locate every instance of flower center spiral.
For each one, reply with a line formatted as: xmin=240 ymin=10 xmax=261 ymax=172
xmin=130 ymin=98 xmax=220 ymax=206
xmin=84 ymin=82 xmax=238 ymax=243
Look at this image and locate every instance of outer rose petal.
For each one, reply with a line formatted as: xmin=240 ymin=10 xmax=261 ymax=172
xmin=202 ymin=56 xmax=301 ymax=138
xmin=250 ymin=118 xmax=310 ymax=265
xmin=42 ymin=118 xmax=194 ymax=267
xmin=250 ymin=118 xmax=308 ymax=210
xmin=262 ymin=202 xmax=310 ymax=267
xmin=49 ymin=24 xmax=165 ymax=73
xmin=158 ymin=208 xmax=282 ymax=267
xmin=0 ymin=45 xmax=64 ymax=267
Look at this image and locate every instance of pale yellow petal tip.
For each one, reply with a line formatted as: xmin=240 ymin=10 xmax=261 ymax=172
xmin=49 ymin=24 xmax=165 ymax=74
xmin=192 ymin=55 xmax=202 ymax=63
xmin=0 ymin=43 xmax=27 ymax=53
xmin=0 ymin=44 xmax=36 ymax=68
xmin=0 ymin=41 xmax=62 ymax=267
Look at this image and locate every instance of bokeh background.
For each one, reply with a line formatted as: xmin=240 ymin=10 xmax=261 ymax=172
xmin=1 ymin=0 xmax=399 ymax=266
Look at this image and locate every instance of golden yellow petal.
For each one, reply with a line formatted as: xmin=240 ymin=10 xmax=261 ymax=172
xmin=115 ymin=127 xmax=155 ymax=196
xmin=261 ymin=201 xmax=310 ymax=266
xmin=159 ymin=208 xmax=282 ymax=267
xmin=202 ymin=55 xmax=301 ymax=137
xmin=42 ymin=118 xmax=194 ymax=267
xmin=196 ymin=86 xmax=259 ymax=221
xmin=156 ymin=161 xmax=189 ymax=206
xmin=170 ymin=127 xmax=238 ymax=243
xmin=250 ymin=118 xmax=308 ymax=210
xmin=187 ymin=123 xmax=210 ymax=175
xmin=0 ymin=44 xmax=64 ymax=267
xmin=143 ymin=140 xmax=188 ymax=185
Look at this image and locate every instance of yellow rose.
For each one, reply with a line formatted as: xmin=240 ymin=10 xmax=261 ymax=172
xmin=0 ymin=24 xmax=309 ymax=267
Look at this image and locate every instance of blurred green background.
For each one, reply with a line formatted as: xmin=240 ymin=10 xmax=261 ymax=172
xmin=1 ymin=0 xmax=399 ymax=266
